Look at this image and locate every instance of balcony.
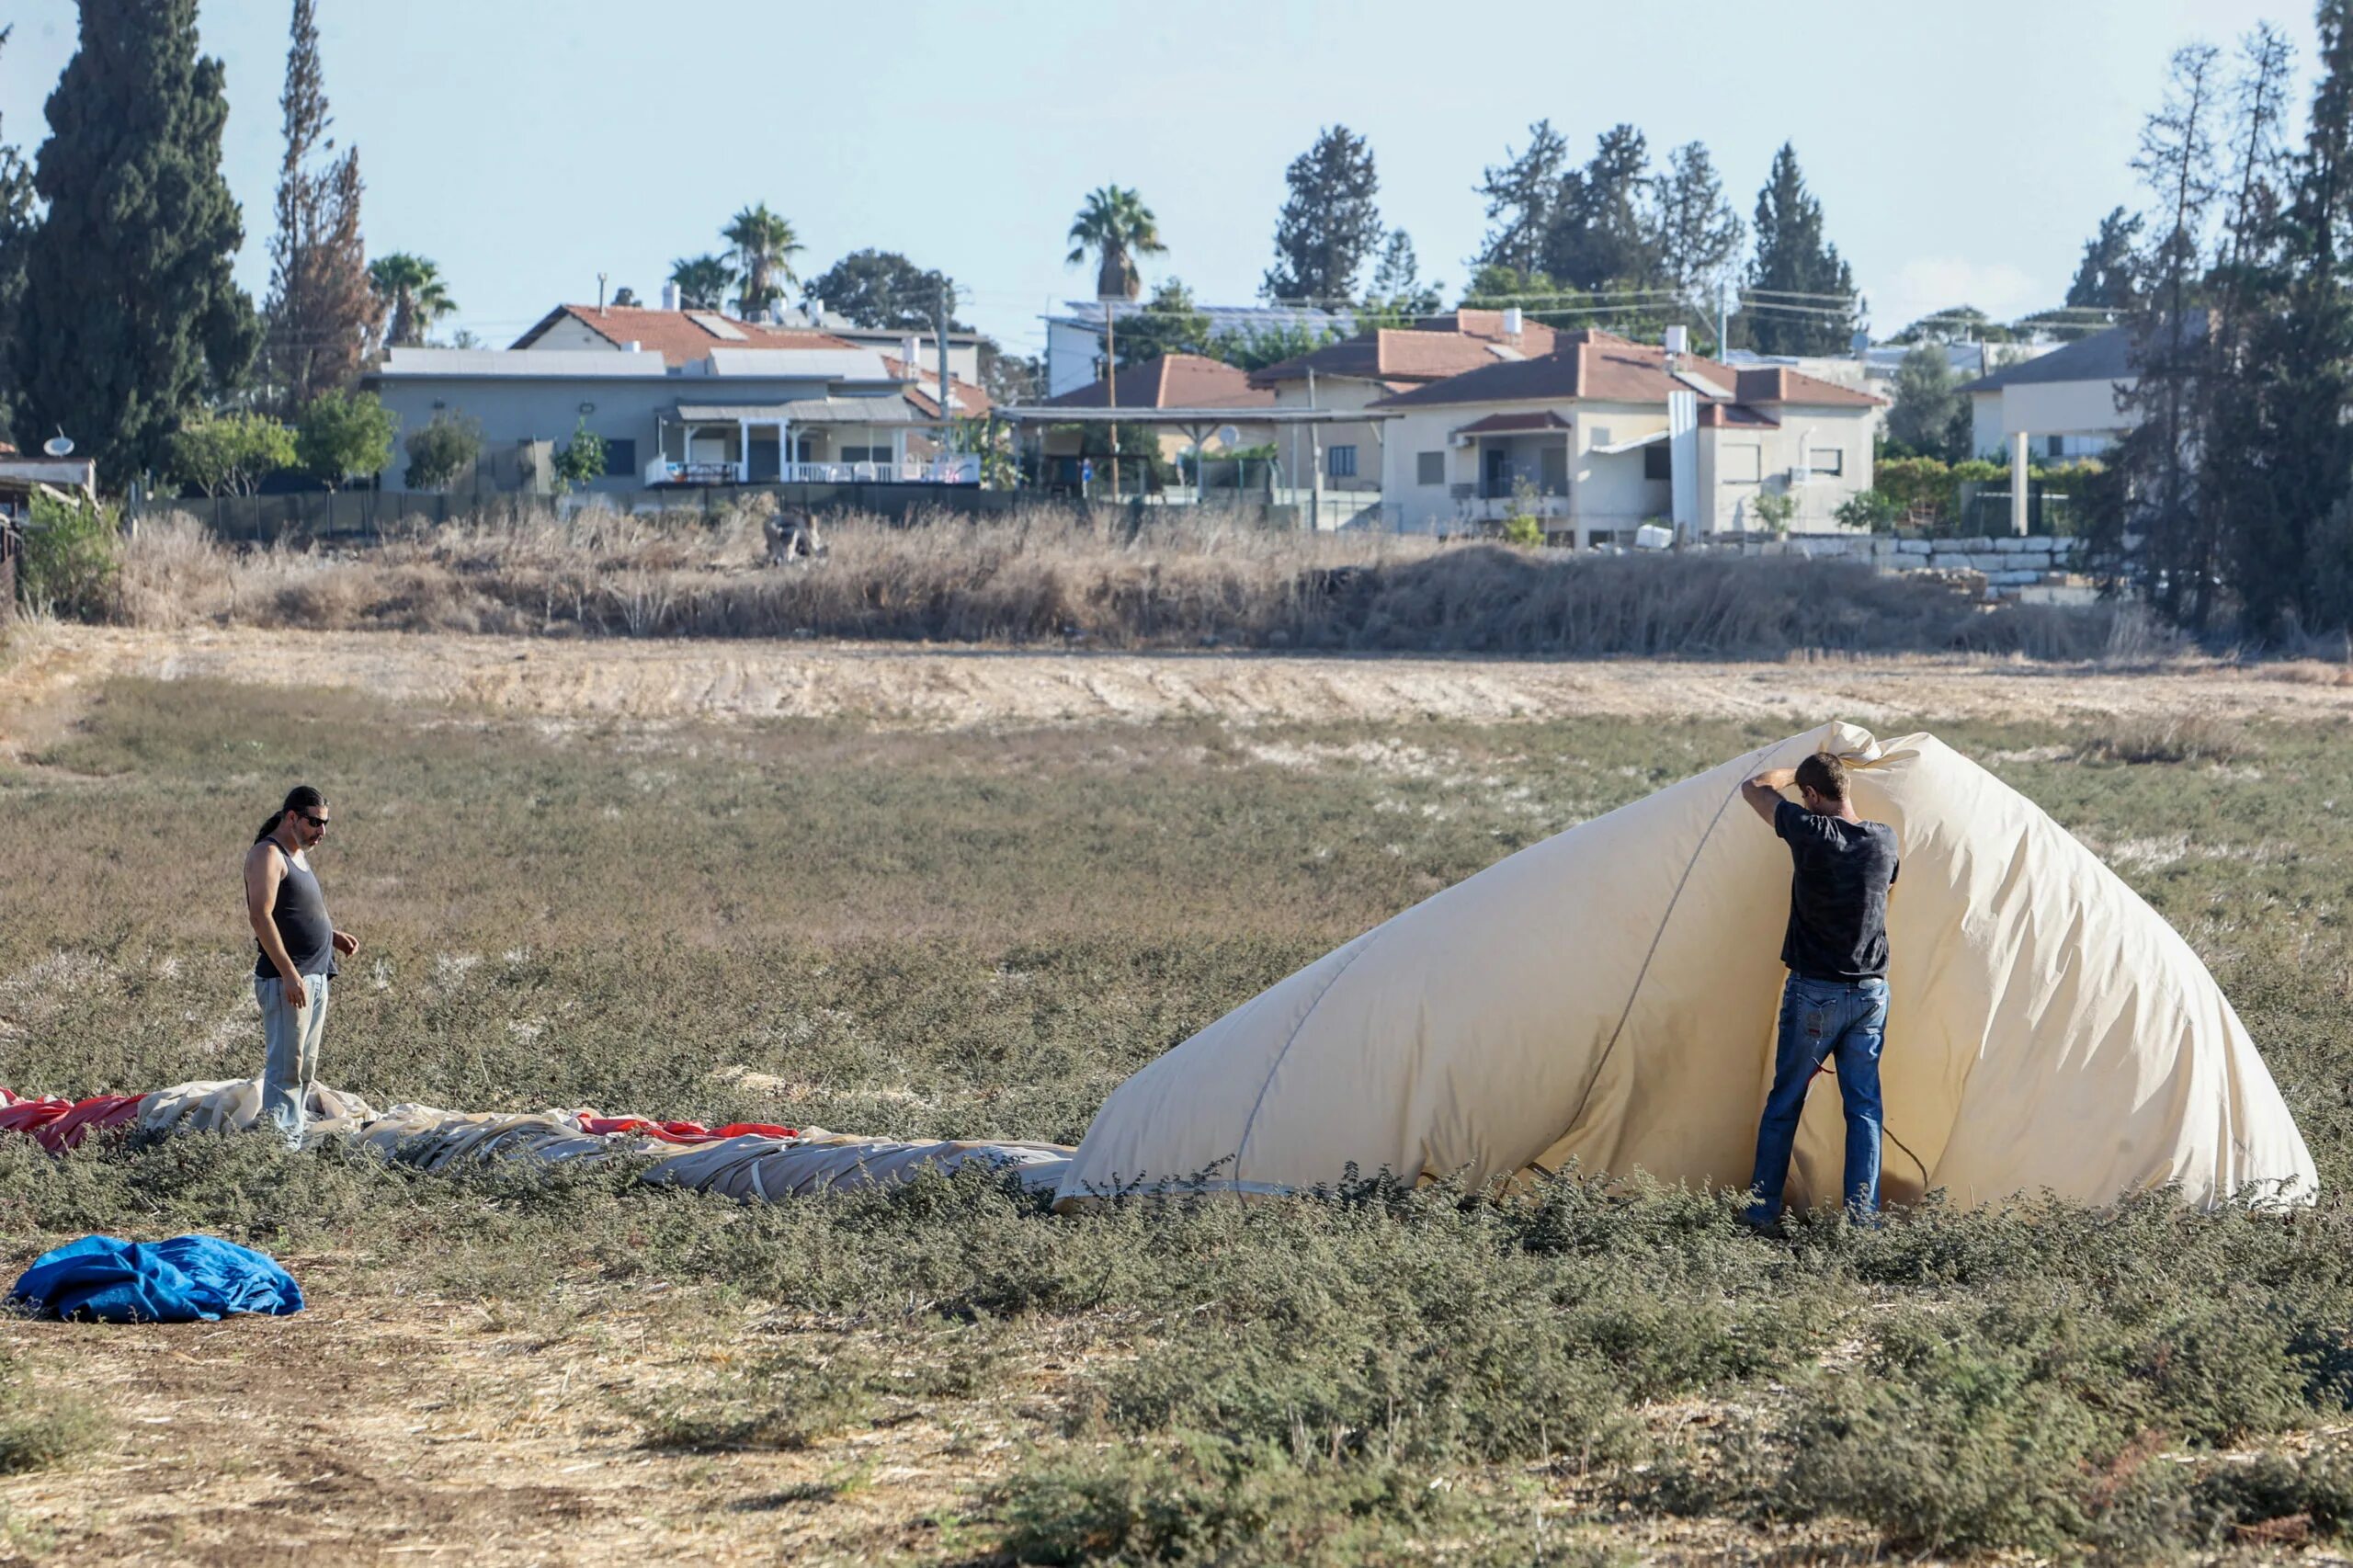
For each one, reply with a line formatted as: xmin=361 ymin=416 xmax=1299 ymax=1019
xmin=1452 ymin=492 xmax=1571 ymax=524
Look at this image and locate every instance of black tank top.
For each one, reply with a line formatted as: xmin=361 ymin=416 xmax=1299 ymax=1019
xmin=256 ymin=842 xmax=338 ymax=980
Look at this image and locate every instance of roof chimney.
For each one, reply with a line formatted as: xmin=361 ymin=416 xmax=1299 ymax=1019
xmin=660 ymin=281 xmax=682 ymax=312
xmin=903 ymin=335 xmax=920 ymax=370
xmin=1502 ymin=306 xmax=1524 ymax=336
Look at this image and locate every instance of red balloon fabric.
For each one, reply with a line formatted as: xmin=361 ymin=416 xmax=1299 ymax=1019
xmin=0 ymin=1091 xmax=148 ymax=1153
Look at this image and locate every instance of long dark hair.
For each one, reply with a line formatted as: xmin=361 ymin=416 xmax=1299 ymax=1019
xmin=256 ymin=785 xmax=325 ymax=844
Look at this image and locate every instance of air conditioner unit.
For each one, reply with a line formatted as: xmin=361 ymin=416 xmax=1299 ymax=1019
xmin=1451 ymin=432 xmax=1476 ymax=448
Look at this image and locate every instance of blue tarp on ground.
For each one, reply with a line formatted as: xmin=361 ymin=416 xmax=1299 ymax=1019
xmin=7 ymin=1235 xmax=303 ymax=1324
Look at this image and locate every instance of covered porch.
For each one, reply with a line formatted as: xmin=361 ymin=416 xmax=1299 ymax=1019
xmin=1449 ymin=411 xmax=1573 ymax=523
xmin=648 ymin=398 xmax=929 ymax=486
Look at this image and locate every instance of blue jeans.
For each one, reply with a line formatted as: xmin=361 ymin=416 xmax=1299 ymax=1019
xmin=1745 ymin=973 xmax=1887 ymax=1225
xmin=256 ymin=973 xmax=329 ymax=1148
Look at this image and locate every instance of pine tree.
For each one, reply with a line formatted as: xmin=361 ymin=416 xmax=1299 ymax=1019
xmin=1472 ymin=120 xmax=1567 ymax=278
xmin=12 ymin=0 xmax=258 ymax=481
xmin=1362 ymin=229 xmax=1440 ymax=318
xmin=1542 ymin=124 xmax=1656 ymax=290
xmin=2190 ymin=24 xmax=2296 ymax=632
xmin=1265 ymin=125 xmax=1384 ymax=301
xmin=262 ymin=0 xmax=377 ymax=415
xmin=1112 ymin=278 xmax=1213 ymax=365
xmin=1648 ymin=142 xmax=1743 ymax=312
xmin=1742 ymin=144 xmax=1857 ymax=355
xmin=2065 ymin=207 xmax=2146 ymax=309
xmin=2097 ymin=44 xmax=2222 ymax=621
xmin=2229 ymin=12 xmax=2353 ymax=635
xmin=0 ymin=27 xmax=39 ymax=443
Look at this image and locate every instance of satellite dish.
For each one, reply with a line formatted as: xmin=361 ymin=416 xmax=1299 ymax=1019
xmin=41 ymin=433 xmax=73 ymax=458
xmin=1215 ymin=425 xmax=1240 ymax=447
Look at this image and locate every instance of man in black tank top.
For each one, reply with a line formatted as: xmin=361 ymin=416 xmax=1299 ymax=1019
xmin=1736 ymin=752 xmax=1900 ymax=1229
xmin=243 ymin=787 xmax=358 ymax=1145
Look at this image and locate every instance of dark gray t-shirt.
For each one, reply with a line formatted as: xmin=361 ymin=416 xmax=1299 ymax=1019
xmin=255 ymin=843 xmax=338 ymax=981
xmin=1775 ymin=800 xmax=1900 ymax=982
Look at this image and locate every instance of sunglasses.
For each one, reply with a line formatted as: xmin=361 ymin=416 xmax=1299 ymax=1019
xmin=298 ymin=812 xmax=330 ymax=829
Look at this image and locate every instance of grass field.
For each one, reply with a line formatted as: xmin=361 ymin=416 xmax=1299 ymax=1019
xmin=4 ymin=667 xmax=2353 ymax=1563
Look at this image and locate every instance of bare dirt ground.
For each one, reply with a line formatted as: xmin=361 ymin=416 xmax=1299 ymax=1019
xmin=6 ymin=623 xmax=2353 ymax=736
xmin=0 ymin=1259 xmax=1029 ymax=1567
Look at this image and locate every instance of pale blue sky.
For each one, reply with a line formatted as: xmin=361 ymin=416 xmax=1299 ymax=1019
xmin=0 ymin=1 xmax=2316 ymax=358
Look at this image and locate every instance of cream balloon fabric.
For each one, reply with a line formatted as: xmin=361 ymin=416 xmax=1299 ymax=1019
xmin=1056 ymin=722 xmax=2316 ymax=1211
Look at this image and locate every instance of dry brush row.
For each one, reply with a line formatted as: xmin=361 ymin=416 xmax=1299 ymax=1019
xmin=107 ymin=506 xmax=2150 ymax=659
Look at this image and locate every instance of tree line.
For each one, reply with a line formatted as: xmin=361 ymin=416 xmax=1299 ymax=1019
xmin=2088 ymin=9 xmax=2353 ymax=639
xmin=0 ymin=2 xmax=465 ymax=494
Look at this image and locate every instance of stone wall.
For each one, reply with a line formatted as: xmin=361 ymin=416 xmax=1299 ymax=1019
xmin=1700 ymin=532 xmax=2086 ymax=597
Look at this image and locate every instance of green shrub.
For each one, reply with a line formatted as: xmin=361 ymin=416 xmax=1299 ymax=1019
xmin=16 ymin=489 xmax=119 ymax=619
xmin=402 ymin=410 xmax=483 ymax=491
xmin=0 ymin=1353 xmax=102 ymax=1475
xmin=295 ymin=388 xmax=397 ymax=490
xmin=169 ymin=409 xmax=296 ymax=498
xmin=1833 ymin=487 xmax=1901 ymax=533
xmin=996 ymin=1431 xmax=1474 ymax=1568
xmin=551 ymin=419 xmax=608 ymax=494
xmin=1500 ymin=512 xmax=1544 ymax=547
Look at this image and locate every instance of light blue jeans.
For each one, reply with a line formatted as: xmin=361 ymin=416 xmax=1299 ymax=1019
xmin=1745 ymin=973 xmax=1887 ymax=1225
xmin=256 ymin=972 xmax=329 ymax=1147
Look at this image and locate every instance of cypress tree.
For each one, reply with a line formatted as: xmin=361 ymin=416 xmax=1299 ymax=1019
xmin=1743 ymin=144 xmax=1857 ymax=355
xmin=12 ymin=0 xmax=257 ymax=482
xmin=0 ymin=28 xmax=39 ymax=444
xmin=263 ymin=0 xmax=378 ymax=415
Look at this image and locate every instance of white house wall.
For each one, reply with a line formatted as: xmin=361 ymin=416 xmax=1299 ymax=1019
xmin=1570 ymin=404 xmax=1671 ymax=531
xmin=1381 ymin=400 xmax=1876 ymax=537
xmin=1268 ymin=378 xmax=1385 ymax=493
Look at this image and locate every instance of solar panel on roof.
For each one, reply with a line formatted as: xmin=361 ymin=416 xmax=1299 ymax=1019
xmin=688 ymin=312 xmax=747 ymax=341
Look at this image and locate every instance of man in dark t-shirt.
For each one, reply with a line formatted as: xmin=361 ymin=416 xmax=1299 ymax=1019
xmin=1737 ymin=752 xmax=1900 ymax=1227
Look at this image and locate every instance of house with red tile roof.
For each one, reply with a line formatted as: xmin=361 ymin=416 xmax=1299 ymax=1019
xmin=1373 ymin=329 xmax=1883 ymax=541
xmin=1245 ymin=306 xmax=1564 ymax=496
xmin=1032 ymin=353 xmax=1279 ymax=482
xmin=364 ymin=304 xmax=989 ymax=492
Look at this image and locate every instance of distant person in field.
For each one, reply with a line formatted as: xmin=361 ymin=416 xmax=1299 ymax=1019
xmin=1738 ymin=752 xmax=1900 ymax=1229
xmin=243 ymin=786 xmax=358 ymax=1146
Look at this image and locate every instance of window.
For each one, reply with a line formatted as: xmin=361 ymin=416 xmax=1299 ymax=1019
xmin=1722 ymin=445 xmax=1762 ymax=483
xmin=602 ymin=438 xmax=636 ymax=478
xmin=1327 ymin=444 xmax=1358 ymax=479
xmin=1643 ymin=442 xmax=1671 ymax=481
xmin=2047 ymin=435 xmax=2066 ymax=459
xmin=1415 ymin=450 xmax=1445 ymax=486
xmin=1810 ymin=448 xmax=1845 ymax=476
xmin=840 ymin=445 xmax=893 ymax=464
xmin=1586 ymin=529 xmax=1617 ymax=549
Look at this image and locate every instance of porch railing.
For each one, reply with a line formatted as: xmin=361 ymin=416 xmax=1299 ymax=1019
xmin=647 ymin=458 xmax=982 ymax=487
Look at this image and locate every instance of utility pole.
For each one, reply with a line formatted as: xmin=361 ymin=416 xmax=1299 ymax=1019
xmin=1306 ymin=365 xmax=1323 ymax=532
xmin=1716 ymin=281 xmax=1729 ymax=358
xmin=936 ymin=287 xmax=953 ymax=480
xmin=1104 ymin=295 xmax=1120 ymax=504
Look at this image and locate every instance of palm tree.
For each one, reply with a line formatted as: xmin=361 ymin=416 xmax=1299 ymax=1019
xmin=368 ymin=253 xmax=458 ymax=347
xmin=668 ymin=254 xmax=739 ymax=312
xmin=1065 ymin=186 xmax=1166 ymax=498
xmin=723 ymin=203 xmax=803 ymax=319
